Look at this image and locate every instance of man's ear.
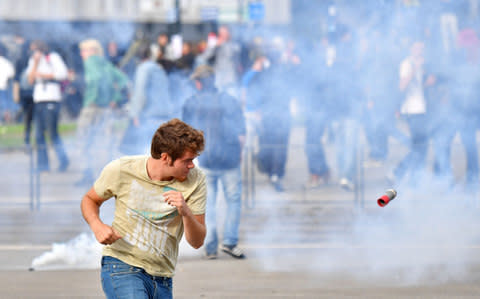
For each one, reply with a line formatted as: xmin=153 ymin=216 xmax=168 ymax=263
xmin=160 ymin=152 xmax=171 ymax=163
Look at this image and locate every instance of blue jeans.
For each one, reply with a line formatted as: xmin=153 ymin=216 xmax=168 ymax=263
xmin=203 ymin=166 xmax=242 ymax=254
xmin=458 ymin=116 xmax=479 ymax=185
xmin=34 ymin=102 xmax=68 ymax=170
xmin=0 ymin=89 xmax=18 ymax=121
xmin=101 ymin=256 xmax=172 ymax=299
xmin=305 ymin=115 xmax=329 ymax=176
xmin=394 ymin=114 xmax=429 ymax=182
xmin=431 ymin=119 xmax=456 ymax=181
xmin=257 ymin=116 xmax=290 ymax=178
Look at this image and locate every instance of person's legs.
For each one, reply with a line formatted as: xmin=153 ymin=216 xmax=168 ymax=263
xmin=44 ymin=102 xmax=69 ymax=171
xmin=76 ymin=106 xmax=102 ymax=184
xmin=101 ymin=256 xmax=164 ymax=299
xmin=370 ymin=114 xmax=389 ymax=161
xmin=394 ymin=115 xmax=417 ymax=181
xmin=270 ymin=123 xmax=290 ymax=179
xmin=203 ymin=169 xmax=219 ymax=256
xmin=407 ymin=115 xmax=429 ymax=183
xmin=0 ymin=90 xmax=8 ymax=123
xmin=305 ymin=117 xmax=329 ymax=178
xmin=256 ymin=122 xmax=274 ymax=176
xmin=221 ymin=167 xmax=242 ymax=248
xmin=363 ymin=109 xmax=385 ymax=161
xmin=34 ymin=103 xmax=49 ymax=171
xmin=431 ymin=122 xmax=455 ymax=181
xmin=440 ymin=14 xmax=451 ymax=54
xmin=459 ymin=119 xmax=479 ymax=186
xmin=152 ymin=276 xmax=173 ymax=299
xmin=21 ymin=93 xmax=34 ymax=145
xmin=336 ymin=118 xmax=358 ymax=189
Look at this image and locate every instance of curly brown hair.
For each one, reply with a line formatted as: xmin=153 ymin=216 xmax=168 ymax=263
xmin=151 ymin=118 xmax=205 ymax=162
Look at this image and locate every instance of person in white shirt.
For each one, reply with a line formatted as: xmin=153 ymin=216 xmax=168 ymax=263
xmin=390 ymin=41 xmax=435 ymax=184
xmin=26 ymin=40 xmax=69 ymax=172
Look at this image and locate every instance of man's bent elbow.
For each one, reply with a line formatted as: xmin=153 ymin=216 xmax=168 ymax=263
xmin=187 ymin=233 xmax=206 ymax=249
xmin=191 ymin=241 xmax=204 ymax=249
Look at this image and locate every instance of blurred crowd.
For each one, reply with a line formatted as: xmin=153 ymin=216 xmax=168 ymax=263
xmin=0 ymin=0 xmax=479 ymax=192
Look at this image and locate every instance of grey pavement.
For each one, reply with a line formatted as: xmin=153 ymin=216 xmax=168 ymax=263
xmin=1 ymin=126 xmax=480 ymax=298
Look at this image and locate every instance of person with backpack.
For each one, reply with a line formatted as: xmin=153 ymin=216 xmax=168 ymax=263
xmin=119 ymin=44 xmax=173 ymax=155
xmin=75 ymin=39 xmax=129 ymax=187
xmin=182 ymin=65 xmax=246 ymax=259
xmin=26 ymin=40 xmax=69 ymax=172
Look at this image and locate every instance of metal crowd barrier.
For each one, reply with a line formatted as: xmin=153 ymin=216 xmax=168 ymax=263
xmin=27 ymin=144 xmax=41 ymax=210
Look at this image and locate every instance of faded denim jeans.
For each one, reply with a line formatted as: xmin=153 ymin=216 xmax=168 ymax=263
xmin=101 ymin=256 xmax=172 ymax=299
xmin=203 ymin=166 xmax=242 ymax=254
xmin=34 ymin=101 xmax=69 ymax=170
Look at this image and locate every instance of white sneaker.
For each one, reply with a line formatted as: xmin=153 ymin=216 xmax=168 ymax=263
xmin=220 ymin=244 xmax=246 ymax=259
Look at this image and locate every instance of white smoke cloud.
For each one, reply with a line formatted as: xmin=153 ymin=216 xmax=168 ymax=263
xmin=30 ymin=232 xmax=202 ymax=271
xmin=247 ymin=184 xmax=480 ymax=286
xmin=30 ymin=233 xmax=102 ymax=271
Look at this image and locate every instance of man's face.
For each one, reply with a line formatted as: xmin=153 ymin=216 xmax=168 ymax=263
xmin=218 ymin=27 xmax=230 ymax=42
xmin=80 ymin=47 xmax=95 ymax=61
xmin=158 ymin=35 xmax=168 ymax=46
xmin=168 ymin=150 xmax=197 ymax=182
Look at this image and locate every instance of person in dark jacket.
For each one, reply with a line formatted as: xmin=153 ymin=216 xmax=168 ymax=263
xmin=248 ymin=50 xmax=292 ymax=192
xmin=182 ymin=65 xmax=246 ymax=260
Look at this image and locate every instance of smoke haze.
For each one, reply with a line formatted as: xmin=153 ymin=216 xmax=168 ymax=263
xmin=3 ymin=0 xmax=476 ymax=287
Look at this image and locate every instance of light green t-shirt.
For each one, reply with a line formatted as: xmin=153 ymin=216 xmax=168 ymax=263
xmin=94 ymin=155 xmax=206 ymax=277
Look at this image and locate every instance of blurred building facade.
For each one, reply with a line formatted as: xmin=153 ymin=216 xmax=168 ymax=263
xmin=0 ymin=0 xmax=290 ymax=24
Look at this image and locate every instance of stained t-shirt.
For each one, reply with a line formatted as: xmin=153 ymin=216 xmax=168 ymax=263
xmin=94 ymin=155 xmax=206 ymax=277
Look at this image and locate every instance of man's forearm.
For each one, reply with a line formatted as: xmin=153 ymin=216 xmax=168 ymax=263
xmin=182 ymin=212 xmax=206 ymax=249
xmin=81 ymin=194 xmax=103 ymax=229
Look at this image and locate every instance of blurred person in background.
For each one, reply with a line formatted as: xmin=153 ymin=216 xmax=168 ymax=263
xmin=448 ymin=27 xmax=480 ymax=190
xmin=249 ymin=41 xmax=292 ymax=192
xmin=165 ymin=40 xmax=197 ymax=119
xmin=120 ymin=44 xmax=172 ymax=155
xmin=62 ymin=68 xmax=84 ymax=119
xmin=362 ymin=30 xmax=402 ymax=167
xmin=240 ymin=54 xmax=269 ymax=192
xmin=174 ymin=41 xmax=195 ymax=72
xmin=326 ymin=24 xmax=365 ymax=191
xmin=0 ymin=43 xmax=16 ymax=124
xmin=75 ymin=39 xmax=129 ymax=187
xmin=389 ymin=40 xmax=436 ymax=185
xmin=302 ymin=41 xmax=332 ymax=188
xmin=151 ymin=32 xmax=174 ymax=62
xmin=427 ymin=73 xmax=455 ymax=185
xmin=194 ymin=32 xmax=217 ymax=67
xmin=26 ymin=40 xmax=69 ymax=172
xmin=182 ymin=65 xmax=246 ymax=259
xmin=14 ymin=39 xmax=35 ymax=146
xmin=438 ymin=0 xmax=461 ymax=56
xmin=201 ymin=26 xmax=242 ymax=97
xmin=106 ymin=40 xmax=124 ymax=67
